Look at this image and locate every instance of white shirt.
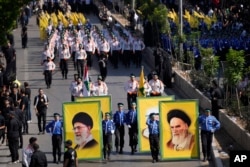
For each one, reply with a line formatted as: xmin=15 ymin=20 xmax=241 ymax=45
xmin=93 ymin=81 xmax=108 ymax=96
xmin=43 ymin=60 xmax=56 ymax=71
xmin=75 ymin=49 xmax=87 ymax=61
xmin=148 ymin=79 xmax=164 ymax=94
xmin=124 ymin=79 xmax=139 ymax=93
xmin=22 ymin=144 xmax=34 ymax=167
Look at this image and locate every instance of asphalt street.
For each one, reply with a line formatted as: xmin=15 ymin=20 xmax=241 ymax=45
xmin=0 ymin=14 xmax=214 ymax=167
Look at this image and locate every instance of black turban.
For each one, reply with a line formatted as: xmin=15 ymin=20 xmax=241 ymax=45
xmin=72 ymin=112 xmax=93 ymax=129
xmin=167 ymin=109 xmax=191 ymax=127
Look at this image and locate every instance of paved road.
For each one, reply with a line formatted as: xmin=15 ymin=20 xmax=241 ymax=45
xmin=0 ymin=14 xmax=214 ymax=167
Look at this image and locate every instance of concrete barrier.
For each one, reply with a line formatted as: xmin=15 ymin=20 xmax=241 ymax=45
xmin=219 ymin=109 xmax=250 ymax=150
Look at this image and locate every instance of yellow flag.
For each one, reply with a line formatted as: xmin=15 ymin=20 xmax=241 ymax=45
xmin=138 ymin=66 xmax=145 ymax=97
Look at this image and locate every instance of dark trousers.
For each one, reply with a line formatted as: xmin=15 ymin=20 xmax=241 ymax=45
xmin=123 ymin=50 xmax=131 ymax=67
xmin=37 ymin=109 xmax=47 ymax=132
xmin=127 ymin=93 xmax=137 ymax=110
xmin=135 ymin=51 xmax=142 ymax=67
xmin=76 ymin=59 xmax=86 ymax=78
xmin=128 ymin=124 xmax=138 ymax=153
xmin=60 ymin=59 xmax=68 ymax=78
xmin=19 ymin=129 xmax=23 ymax=148
xmin=149 ymin=134 xmax=159 ymax=160
xmin=86 ymin=51 xmax=93 ymax=68
xmin=44 ymin=70 xmax=52 ymax=87
xmin=112 ymin=50 xmax=119 ymax=68
xmin=103 ymin=134 xmax=112 ymax=159
xmin=52 ymin=134 xmax=62 ymax=162
xmin=22 ymin=37 xmax=27 ymax=48
xmin=22 ymin=110 xmax=29 ymax=133
xmin=201 ymin=130 xmax=213 ymax=158
xmin=8 ymin=137 xmax=19 ymax=162
xmin=100 ymin=67 xmax=107 ymax=81
xmin=115 ymin=125 xmax=125 ymax=149
xmin=71 ymin=51 xmax=76 ymax=70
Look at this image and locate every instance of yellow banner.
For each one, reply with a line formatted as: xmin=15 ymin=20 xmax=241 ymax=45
xmin=159 ymin=100 xmax=200 ymax=160
xmin=137 ymin=96 xmax=175 ymax=152
xmin=63 ymin=101 xmax=103 ymax=160
xmin=75 ymin=96 xmax=111 ymax=119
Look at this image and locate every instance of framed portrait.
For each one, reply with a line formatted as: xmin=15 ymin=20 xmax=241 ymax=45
xmin=137 ymin=96 xmax=175 ymax=152
xmin=75 ymin=95 xmax=112 ymax=119
xmin=63 ymin=101 xmax=103 ymax=160
xmin=159 ymin=100 xmax=200 ymax=160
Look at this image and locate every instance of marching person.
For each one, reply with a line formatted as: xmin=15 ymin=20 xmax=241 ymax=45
xmin=121 ymin=36 xmax=132 ymax=68
xmin=75 ymin=44 xmax=87 ymax=78
xmin=102 ymin=112 xmax=115 ymax=161
xmin=43 ymin=56 xmax=56 ymax=89
xmin=199 ymin=108 xmax=220 ymax=162
xmin=148 ymin=72 xmax=164 ymax=96
xmin=84 ymin=36 xmax=95 ymax=69
xmin=124 ymin=73 xmax=138 ymax=110
xmin=146 ymin=113 xmax=160 ymax=163
xmin=45 ymin=113 xmax=63 ymax=164
xmin=71 ymin=38 xmax=80 ymax=70
xmin=22 ymin=137 xmax=37 ymax=167
xmin=72 ymin=77 xmax=84 ymax=99
xmin=126 ymin=102 xmax=138 ymax=155
xmin=34 ymin=88 xmax=49 ymax=135
xmin=69 ymin=74 xmax=79 ymax=101
xmin=110 ymin=36 xmax=121 ymax=69
xmin=113 ymin=103 xmax=126 ymax=154
xmin=59 ymin=44 xmax=71 ymax=79
xmin=133 ymin=37 xmax=145 ymax=68
xmin=98 ymin=56 xmax=108 ymax=81
xmin=63 ymin=140 xmax=78 ymax=167
xmin=93 ymin=76 xmax=108 ymax=96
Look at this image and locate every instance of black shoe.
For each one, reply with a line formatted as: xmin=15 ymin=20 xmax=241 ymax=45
xmin=53 ymin=160 xmax=56 ymax=163
xmin=203 ymin=157 xmax=207 ymax=162
xmin=207 ymin=156 xmax=212 ymax=161
xmin=131 ymin=150 xmax=134 ymax=155
xmin=57 ymin=161 xmax=61 ymax=164
xmin=152 ymin=159 xmax=156 ymax=163
xmin=119 ymin=149 xmax=123 ymax=154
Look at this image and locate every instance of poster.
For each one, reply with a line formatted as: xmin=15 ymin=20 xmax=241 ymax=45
xmin=75 ymin=95 xmax=111 ymax=119
xmin=137 ymin=96 xmax=175 ymax=152
xmin=63 ymin=101 xmax=103 ymax=160
xmin=159 ymin=100 xmax=200 ymax=160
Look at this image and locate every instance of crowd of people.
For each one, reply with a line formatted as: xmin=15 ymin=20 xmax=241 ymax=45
xmin=0 ymin=0 xmax=226 ymax=166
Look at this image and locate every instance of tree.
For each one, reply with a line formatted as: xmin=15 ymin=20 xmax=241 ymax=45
xmin=224 ymin=49 xmax=245 ymax=117
xmin=0 ymin=0 xmax=30 ymax=45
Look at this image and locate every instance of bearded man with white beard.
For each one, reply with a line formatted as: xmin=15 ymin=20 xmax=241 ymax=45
xmin=166 ymin=109 xmax=194 ymax=151
xmin=72 ymin=112 xmax=98 ymax=149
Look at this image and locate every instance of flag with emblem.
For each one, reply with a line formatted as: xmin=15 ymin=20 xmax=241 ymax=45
xmin=83 ymin=66 xmax=90 ymax=96
xmin=138 ymin=66 xmax=145 ymax=97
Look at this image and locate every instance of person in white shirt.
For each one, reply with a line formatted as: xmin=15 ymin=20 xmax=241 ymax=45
xmin=98 ymin=38 xmax=110 ymax=60
xmin=22 ymin=137 xmax=37 ymax=167
xmin=121 ymin=36 xmax=132 ymax=68
xmin=75 ymin=44 xmax=87 ymax=78
xmin=72 ymin=77 xmax=84 ymax=98
xmin=124 ymin=73 xmax=139 ymax=109
xmin=43 ymin=56 xmax=56 ymax=89
xmin=148 ymin=72 xmax=164 ymax=96
xmin=41 ymin=44 xmax=54 ymax=64
xmin=110 ymin=36 xmax=121 ymax=69
xmin=143 ymin=76 xmax=152 ymax=97
xmin=133 ymin=37 xmax=145 ymax=68
xmin=84 ymin=36 xmax=95 ymax=69
xmin=93 ymin=76 xmax=108 ymax=96
xmin=69 ymin=74 xmax=79 ymax=102
xmin=59 ymin=43 xmax=71 ymax=79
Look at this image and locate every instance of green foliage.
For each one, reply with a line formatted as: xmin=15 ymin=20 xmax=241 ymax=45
xmin=139 ymin=2 xmax=170 ymax=34
xmin=200 ymin=47 xmax=220 ymax=79
xmin=0 ymin=0 xmax=30 ymax=45
xmin=225 ymin=49 xmax=245 ymax=86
